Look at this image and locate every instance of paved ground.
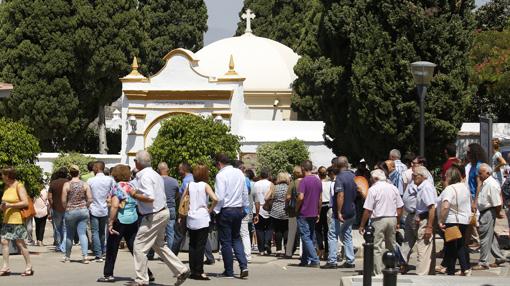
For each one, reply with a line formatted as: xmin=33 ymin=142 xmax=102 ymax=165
xmin=2 ymin=215 xmax=509 ymax=286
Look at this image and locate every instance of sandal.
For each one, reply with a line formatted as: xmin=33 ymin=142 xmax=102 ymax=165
xmin=0 ymin=268 xmax=11 ymax=276
xmin=21 ymin=268 xmax=34 ymax=277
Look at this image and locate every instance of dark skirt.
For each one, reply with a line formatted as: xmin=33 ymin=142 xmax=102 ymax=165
xmin=1 ymin=223 xmax=28 ymax=240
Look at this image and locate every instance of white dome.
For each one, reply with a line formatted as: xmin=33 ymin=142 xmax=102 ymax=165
xmin=195 ymin=33 xmax=299 ymax=90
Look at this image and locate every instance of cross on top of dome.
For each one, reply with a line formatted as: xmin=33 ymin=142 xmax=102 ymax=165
xmin=241 ymin=9 xmax=256 ymax=34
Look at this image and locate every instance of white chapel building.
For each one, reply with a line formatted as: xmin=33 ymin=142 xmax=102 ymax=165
xmin=119 ymin=10 xmax=335 ymax=168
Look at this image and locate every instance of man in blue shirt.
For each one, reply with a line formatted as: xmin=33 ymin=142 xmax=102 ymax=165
xmin=322 ymin=156 xmax=357 ymax=269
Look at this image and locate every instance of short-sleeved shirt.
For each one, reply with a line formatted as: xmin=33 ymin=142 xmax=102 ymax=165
xmin=415 ymin=180 xmax=437 ymax=214
xmin=332 ymin=170 xmax=357 ymax=219
xmin=111 ymin=182 xmax=138 ymax=224
xmin=478 ymin=176 xmax=502 ymax=212
xmin=298 ymin=175 xmax=322 ymax=218
xmin=389 ymin=170 xmax=404 ymax=196
xmin=440 ymin=183 xmax=471 ymax=224
xmin=2 ymin=183 xmax=23 ymax=224
xmin=254 ymin=179 xmax=272 ymax=219
xmin=270 ymin=183 xmax=289 ymax=220
xmin=180 ymin=173 xmax=194 ymax=194
xmin=49 ymin=178 xmax=69 ymax=213
xmin=162 ymin=176 xmax=179 ymax=210
xmin=441 ymin=157 xmax=460 ymax=181
xmin=134 ymin=167 xmax=167 ymax=215
xmin=403 ymin=182 xmax=418 ymax=213
xmin=87 ymin=173 xmax=115 ymax=217
xmin=363 ymin=181 xmax=403 ymax=218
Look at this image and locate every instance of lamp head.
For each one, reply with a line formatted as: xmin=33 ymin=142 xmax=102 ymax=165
xmin=128 ymin=115 xmax=137 ymax=132
xmin=410 ymin=61 xmax=436 ymax=86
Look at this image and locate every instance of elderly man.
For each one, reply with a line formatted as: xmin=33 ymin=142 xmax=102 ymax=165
xmin=472 ymin=164 xmax=507 ymax=270
xmin=322 ymin=156 xmax=357 ymax=269
xmin=129 ymin=151 xmax=189 ymax=286
xmin=359 ymin=169 xmax=403 ymax=275
xmin=389 ymin=149 xmax=408 ymax=178
xmin=410 ymin=166 xmax=437 ymax=275
xmin=386 ymin=160 xmax=404 ymax=196
xmin=214 ymin=153 xmax=249 ymax=279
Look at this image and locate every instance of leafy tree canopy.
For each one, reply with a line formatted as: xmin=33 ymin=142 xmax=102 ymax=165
xmin=256 ymin=139 xmax=309 ymax=177
xmin=149 ymin=114 xmax=241 ymax=182
xmin=475 ymin=0 xmax=510 ymax=31
xmin=0 ymin=118 xmax=43 ymax=197
xmin=293 ymin=0 xmax=476 ymax=167
xmin=139 ymin=0 xmax=208 ymax=75
xmin=469 ymin=26 xmax=510 ymax=122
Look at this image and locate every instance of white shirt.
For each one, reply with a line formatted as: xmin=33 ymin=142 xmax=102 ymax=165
xmin=321 ymin=179 xmax=332 ymax=204
xmin=439 ymin=183 xmax=471 ymax=224
xmin=415 ymin=180 xmax=437 ymax=215
xmin=214 ymin=165 xmax=249 ymax=214
xmin=254 ymin=179 xmax=272 ymax=219
xmin=135 ymin=167 xmax=167 ymax=215
xmin=87 ymin=173 xmax=115 ymax=217
xmin=478 ymin=176 xmax=502 ymax=212
xmin=363 ymin=181 xmax=404 ymax=218
xmin=187 ymin=182 xmax=210 ymax=230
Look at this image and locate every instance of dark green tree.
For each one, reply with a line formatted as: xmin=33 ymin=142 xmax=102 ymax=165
xmin=256 ymin=139 xmax=309 ymax=176
xmin=235 ymin=0 xmax=320 ymax=54
xmin=139 ymin=0 xmax=208 ymax=75
xmin=475 ymin=0 xmax=510 ymax=31
xmin=293 ymin=0 xmax=476 ymax=166
xmin=73 ymin=0 xmax=145 ymax=154
xmin=149 ymin=114 xmax=241 ymax=182
xmin=0 ymin=0 xmax=83 ymax=151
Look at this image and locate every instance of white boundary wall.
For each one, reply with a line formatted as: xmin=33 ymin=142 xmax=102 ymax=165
xmin=37 ymin=153 xmax=122 ymax=175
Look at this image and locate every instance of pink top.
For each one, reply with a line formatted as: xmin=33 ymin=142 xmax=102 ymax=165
xmin=363 ymin=181 xmax=403 ymax=218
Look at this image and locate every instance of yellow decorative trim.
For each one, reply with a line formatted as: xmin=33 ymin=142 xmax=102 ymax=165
xmin=225 ymin=55 xmax=238 ymax=76
xmin=127 ymin=151 xmax=138 ymax=156
xmin=126 ymin=113 xmax=146 ymax=119
xmin=128 ymin=106 xmax=230 ymax=111
xmin=215 ymin=77 xmax=246 ymax=82
xmin=120 ymin=57 xmax=149 ymax=82
xmin=162 ymin=48 xmax=199 ymax=64
xmin=212 ymin=111 xmax=232 ymax=118
xmin=124 ymin=90 xmax=233 ymax=101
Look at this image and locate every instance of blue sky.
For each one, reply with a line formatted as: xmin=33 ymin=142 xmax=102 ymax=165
xmin=204 ymin=0 xmax=490 ymax=44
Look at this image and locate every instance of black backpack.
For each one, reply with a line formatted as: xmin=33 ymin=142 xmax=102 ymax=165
xmin=502 ymin=177 xmax=510 ymax=201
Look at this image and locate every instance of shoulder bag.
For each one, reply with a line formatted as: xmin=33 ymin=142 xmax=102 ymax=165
xmin=262 ymin=183 xmax=275 ymax=212
xmin=178 ymin=186 xmax=190 ymax=217
xmin=444 ymin=185 xmax=462 ymax=242
xmin=17 ymin=183 xmax=36 ymax=219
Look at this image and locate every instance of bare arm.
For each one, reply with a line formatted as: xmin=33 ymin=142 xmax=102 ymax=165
xmin=359 ymin=209 xmax=372 ymax=234
xmin=439 ymin=201 xmax=450 ymax=225
xmin=84 ymin=183 xmax=93 ymax=207
xmin=296 ymin=192 xmax=304 ymax=214
xmin=61 ymin=182 xmax=69 ymax=210
xmin=108 ymin=196 xmax=120 ymax=227
xmin=336 ymin=191 xmax=344 ymax=221
xmin=205 ymin=184 xmax=218 ymax=213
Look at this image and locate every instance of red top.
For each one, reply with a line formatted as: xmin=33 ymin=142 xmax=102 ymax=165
xmin=441 ymin=157 xmax=460 ymax=181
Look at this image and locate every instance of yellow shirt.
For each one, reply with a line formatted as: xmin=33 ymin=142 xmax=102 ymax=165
xmin=2 ymin=184 xmax=23 ymax=224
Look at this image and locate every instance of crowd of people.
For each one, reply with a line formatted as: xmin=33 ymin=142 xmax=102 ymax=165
xmin=1 ymin=141 xmax=510 ymax=283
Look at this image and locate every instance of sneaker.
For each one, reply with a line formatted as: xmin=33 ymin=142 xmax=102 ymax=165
xmin=97 ymin=276 xmax=115 ymax=283
xmin=338 ymin=262 xmax=355 ymax=268
xmin=62 ymin=257 xmax=70 ymax=263
xmin=320 ymin=263 xmax=337 ymax=269
xmin=175 ymin=270 xmax=190 ymax=286
xmin=203 ymin=259 xmax=215 ymax=265
xmin=461 ymin=269 xmax=472 ymax=276
xmin=95 ymin=257 xmax=104 ymax=263
xmin=472 ymin=264 xmax=489 ymax=270
xmin=240 ymin=269 xmax=249 ymax=279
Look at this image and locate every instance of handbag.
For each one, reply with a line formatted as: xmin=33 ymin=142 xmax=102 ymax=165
xmin=178 ymin=186 xmax=190 ymax=217
xmin=262 ymin=183 xmax=275 ymax=212
xmin=444 ymin=185 xmax=462 ymax=242
xmin=17 ymin=183 xmax=36 ymax=219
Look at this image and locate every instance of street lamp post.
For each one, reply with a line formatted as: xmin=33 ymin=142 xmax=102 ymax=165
xmin=410 ymin=61 xmax=436 ymax=157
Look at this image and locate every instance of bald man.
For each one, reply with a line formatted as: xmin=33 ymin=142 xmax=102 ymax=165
xmin=473 ymin=164 xmax=506 ymax=270
xmin=386 ymin=160 xmax=404 ymax=196
xmin=158 ymin=162 xmax=180 ymax=250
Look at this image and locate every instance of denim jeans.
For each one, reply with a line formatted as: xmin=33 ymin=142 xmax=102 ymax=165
xmin=52 ymin=210 xmax=66 ymax=252
xmin=218 ymin=208 xmax=248 ymax=276
xmin=166 ymin=208 xmax=176 ymax=250
xmin=297 ymin=216 xmax=319 ymax=265
xmin=90 ymin=214 xmax=108 ymax=258
xmin=65 ymin=208 xmax=89 ymax=258
xmin=327 ymin=214 xmax=355 ymax=265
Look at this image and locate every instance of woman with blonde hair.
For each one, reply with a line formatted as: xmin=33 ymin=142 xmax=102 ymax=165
xmin=0 ymin=167 xmax=33 ymax=276
xmin=492 ymin=138 xmax=507 ymax=184
xmin=284 ymin=166 xmax=304 ymax=257
xmin=267 ymin=172 xmax=290 ymax=256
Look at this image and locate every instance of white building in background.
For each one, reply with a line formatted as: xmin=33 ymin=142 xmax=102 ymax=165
xmin=120 ymin=10 xmax=335 ymax=169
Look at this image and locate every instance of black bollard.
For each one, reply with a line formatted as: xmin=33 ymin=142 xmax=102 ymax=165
xmin=382 ymin=251 xmax=399 ymax=286
xmin=363 ymin=225 xmax=375 ymax=286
